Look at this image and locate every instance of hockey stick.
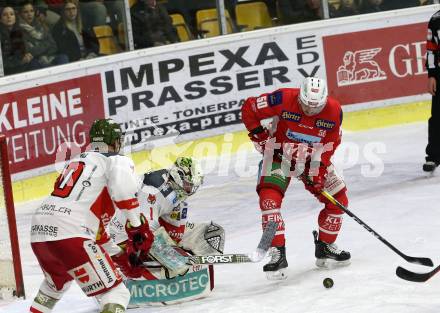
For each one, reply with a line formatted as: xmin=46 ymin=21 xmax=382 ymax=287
xmin=187 ymin=221 xmax=277 ymax=265
xmin=396 ymin=264 xmax=440 ymax=282
xmin=301 ymin=176 xmax=433 ymax=267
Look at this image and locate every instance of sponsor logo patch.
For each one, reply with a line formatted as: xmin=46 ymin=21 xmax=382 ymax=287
xmin=31 ymin=224 xmax=59 ymax=237
xmin=315 ymin=119 xmax=336 ymax=130
xmin=281 ymin=111 xmax=301 ymax=122
xmin=126 ymin=268 xmax=210 ymax=304
xmin=181 ymin=207 xmax=187 ymax=219
xmin=286 ymin=129 xmax=321 ymax=144
xmin=268 ymin=91 xmax=283 ymax=106
xmin=36 ymin=204 xmax=71 ymax=216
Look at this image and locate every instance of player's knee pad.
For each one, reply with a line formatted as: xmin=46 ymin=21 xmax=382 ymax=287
xmin=97 ymin=282 xmax=130 ymax=312
xmin=180 ymin=221 xmax=225 ymax=255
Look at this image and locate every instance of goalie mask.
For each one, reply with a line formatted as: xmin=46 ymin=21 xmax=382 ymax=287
xmin=299 ymin=77 xmax=328 ymax=116
xmin=169 ymin=157 xmax=204 ymax=200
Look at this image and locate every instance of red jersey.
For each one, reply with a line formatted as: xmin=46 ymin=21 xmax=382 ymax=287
xmin=241 ymin=88 xmax=342 ymax=168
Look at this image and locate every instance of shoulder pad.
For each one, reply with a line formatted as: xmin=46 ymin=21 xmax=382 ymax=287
xmin=142 ymin=169 xmax=173 ymax=198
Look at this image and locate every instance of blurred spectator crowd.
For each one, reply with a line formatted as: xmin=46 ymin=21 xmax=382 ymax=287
xmin=0 ymin=0 xmax=435 ymax=76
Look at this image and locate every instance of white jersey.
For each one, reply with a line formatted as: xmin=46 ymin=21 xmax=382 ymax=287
xmin=110 ymin=169 xmax=188 ymax=246
xmin=31 ymin=151 xmax=141 ymax=243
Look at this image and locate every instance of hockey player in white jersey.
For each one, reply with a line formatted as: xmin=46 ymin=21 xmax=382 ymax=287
xmin=105 ymin=157 xmax=225 ymax=305
xmin=29 ymin=119 xmax=154 ymax=313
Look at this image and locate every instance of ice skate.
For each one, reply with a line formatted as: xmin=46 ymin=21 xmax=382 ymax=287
xmin=263 ymin=246 xmax=288 ymax=280
xmin=423 ymin=160 xmax=439 ymax=173
xmin=313 ymin=231 xmax=350 ymax=268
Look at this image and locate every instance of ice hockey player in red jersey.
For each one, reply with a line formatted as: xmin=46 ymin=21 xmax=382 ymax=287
xmin=29 ymin=119 xmax=154 ymax=313
xmin=241 ymin=77 xmax=351 ymax=280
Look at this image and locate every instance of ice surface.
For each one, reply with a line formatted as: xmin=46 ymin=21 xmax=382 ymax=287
xmin=2 ymin=122 xmax=440 ymax=313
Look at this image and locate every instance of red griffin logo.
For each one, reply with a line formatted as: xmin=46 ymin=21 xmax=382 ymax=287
xmin=337 ymin=48 xmax=386 ymax=86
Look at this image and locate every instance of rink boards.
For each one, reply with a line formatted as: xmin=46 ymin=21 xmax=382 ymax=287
xmin=0 ymin=5 xmax=436 ymax=203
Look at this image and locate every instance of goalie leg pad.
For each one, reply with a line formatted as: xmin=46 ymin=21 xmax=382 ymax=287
xmin=125 ymin=264 xmax=214 ymax=307
xmin=180 ymin=222 xmax=225 ymax=255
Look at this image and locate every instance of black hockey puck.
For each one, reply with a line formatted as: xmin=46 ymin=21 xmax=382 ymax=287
xmin=323 ymin=277 xmax=334 ymax=288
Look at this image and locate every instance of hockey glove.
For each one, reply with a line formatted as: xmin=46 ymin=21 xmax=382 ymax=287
xmin=111 ymin=251 xmax=145 ymax=279
xmin=248 ymin=126 xmax=270 ymax=154
xmin=302 ymin=166 xmax=327 ymax=202
xmin=125 ymin=214 xmax=154 ymax=261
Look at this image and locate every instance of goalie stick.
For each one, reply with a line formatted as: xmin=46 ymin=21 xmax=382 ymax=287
xmin=187 ymin=221 xmax=277 ymax=265
xmin=300 ymin=176 xmax=433 ymax=267
xmin=396 ymin=264 xmax=440 ymax=283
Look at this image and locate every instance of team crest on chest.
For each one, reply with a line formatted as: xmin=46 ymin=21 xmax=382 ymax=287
xmin=147 ymin=194 xmax=156 ymax=204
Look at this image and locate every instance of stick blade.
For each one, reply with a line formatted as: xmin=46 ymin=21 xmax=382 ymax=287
xmin=396 ymin=266 xmax=437 ymax=283
xmin=405 ymin=256 xmax=434 ymax=267
xmin=257 ymin=221 xmax=277 ymax=252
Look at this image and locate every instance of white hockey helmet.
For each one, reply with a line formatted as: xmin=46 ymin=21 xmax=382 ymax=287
xmin=299 ymin=77 xmax=328 ymax=116
xmin=169 ymin=157 xmax=204 ymax=200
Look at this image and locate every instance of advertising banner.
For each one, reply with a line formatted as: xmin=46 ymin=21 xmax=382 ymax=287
xmin=0 ymin=74 xmax=105 ymax=174
xmin=101 ymin=35 xmax=325 ymax=151
xmin=323 ymin=22 xmax=428 ymax=105
xmin=0 ymin=5 xmax=436 ymax=178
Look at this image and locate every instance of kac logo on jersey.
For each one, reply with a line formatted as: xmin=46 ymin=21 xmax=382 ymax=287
xmin=281 ymin=111 xmax=301 ymax=122
xmin=315 ymin=119 xmax=336 ymax=130
xmin=147 ymin=194 xmax=156 ymax=204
